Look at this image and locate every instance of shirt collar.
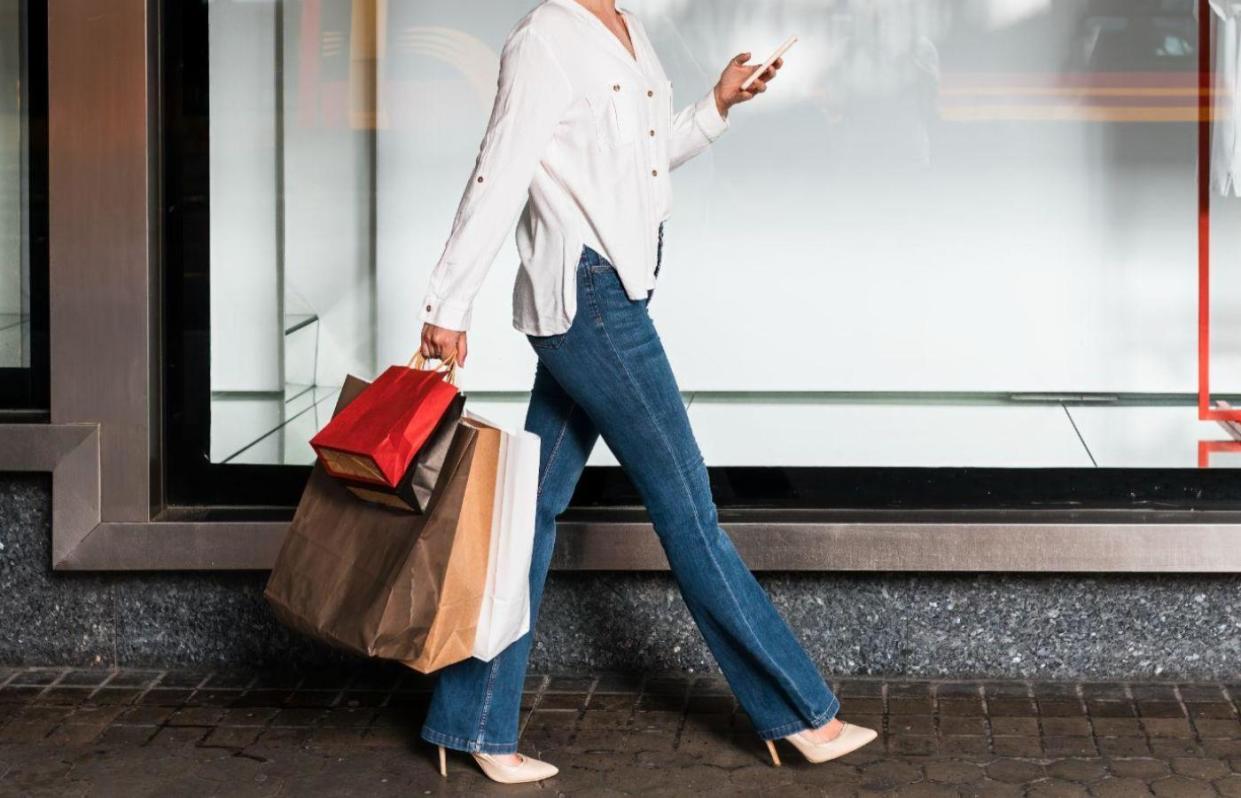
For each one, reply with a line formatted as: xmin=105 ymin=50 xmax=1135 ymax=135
xmin=548 ymin=0 xmax=632 ymax=14
xmin=546 ymin=0 xmax=647 ymax=79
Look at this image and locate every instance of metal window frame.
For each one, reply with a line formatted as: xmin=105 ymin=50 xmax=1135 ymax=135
xmin=4 ymin=0 xmax=1241 ymax=572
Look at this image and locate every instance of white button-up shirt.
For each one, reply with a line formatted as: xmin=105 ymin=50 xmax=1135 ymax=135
xmin=419 ymin=0 xmax=730 ymax=335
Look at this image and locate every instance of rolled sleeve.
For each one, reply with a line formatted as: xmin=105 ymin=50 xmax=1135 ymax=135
xmin=669 ymin=86 xmax=731 ymax=170
xmin=691 ymin=88 xmax=729 ymax=142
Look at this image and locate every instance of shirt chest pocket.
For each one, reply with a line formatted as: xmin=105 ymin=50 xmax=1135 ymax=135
xmin=586 ymin=82 xmax=638 ymax=149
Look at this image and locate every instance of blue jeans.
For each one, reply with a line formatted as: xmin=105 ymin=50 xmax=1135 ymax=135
xmin=419 ymin=241 xmax=840 ymax=754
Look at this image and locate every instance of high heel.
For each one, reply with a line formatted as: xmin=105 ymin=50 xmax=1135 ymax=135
xmin=765 ymin=721 xmax=878 ymax=766
xmin=436 ymin=744 xmax=559 ymax=783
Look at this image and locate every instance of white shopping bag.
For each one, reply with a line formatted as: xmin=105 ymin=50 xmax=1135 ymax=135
xmin=463 ymin=410 xmax=540 ymax=661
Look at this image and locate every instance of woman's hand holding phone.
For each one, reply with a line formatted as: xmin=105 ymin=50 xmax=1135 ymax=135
xmin=714 ymin=36 xmax=794 ymax=117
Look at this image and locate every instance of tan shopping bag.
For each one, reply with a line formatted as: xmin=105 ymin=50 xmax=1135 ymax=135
xmin=263 ymin=374 xmax=502 ymax=673
xmin=398 ymin=412 xmax=502 ymax=672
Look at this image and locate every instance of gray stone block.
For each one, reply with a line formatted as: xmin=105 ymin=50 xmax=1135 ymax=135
xmin=0 ymin=475 xmax=114 ymax=666
xmin=3 ymin=474 xmax=1240 ymax=680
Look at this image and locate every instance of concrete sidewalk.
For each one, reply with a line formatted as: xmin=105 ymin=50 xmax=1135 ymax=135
xmin=1 ymin=664 xmax=1239 ymax=796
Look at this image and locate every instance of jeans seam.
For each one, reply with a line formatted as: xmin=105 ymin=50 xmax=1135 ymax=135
xmin=473 ymin=652 xmax=502 ymax=747
xmin=581 ymin=260 xmax=604 ymax=326
xmin=592 ymin=303 xmax=822 ymax=727
xmin=536 ymin=400 xmax=576 ymax=499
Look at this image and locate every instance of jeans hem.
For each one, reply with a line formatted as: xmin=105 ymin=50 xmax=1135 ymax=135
xmin=419 ymin=724 xmax=519 ymax=755
xmin=754 ymin=694 xmax=842 ymax=741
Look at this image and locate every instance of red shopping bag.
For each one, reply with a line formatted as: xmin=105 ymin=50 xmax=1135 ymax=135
xmin=310 ymin=353 xmax=460 ymax=488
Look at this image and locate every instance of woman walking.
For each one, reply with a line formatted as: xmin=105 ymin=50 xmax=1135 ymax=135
xmin=416 ymin=0 xmax=877 ymax=783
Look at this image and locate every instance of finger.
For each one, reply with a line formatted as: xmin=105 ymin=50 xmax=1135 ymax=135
xmin=457 ymin=336 xmax=468 ymax=367
xmin=733 ymin=51 xmax=751 ymax=66
xmin=748 ymin=78 xmax=767 ymax=93
xmin=773 ymin=56 xmax=784 ymax=69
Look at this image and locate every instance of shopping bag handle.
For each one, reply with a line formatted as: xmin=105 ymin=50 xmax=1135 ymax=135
xmin=407 ymin=351 xmax=458 ymax=385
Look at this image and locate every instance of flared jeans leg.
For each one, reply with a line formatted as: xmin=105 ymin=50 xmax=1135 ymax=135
xmin=532 ymin=251 xmax=839 ymax=739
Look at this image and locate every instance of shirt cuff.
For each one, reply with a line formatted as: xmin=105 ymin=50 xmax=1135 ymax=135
xmin=420 ymin=292 xmax=473 ymax=332
xmin=693 ymin=88 xmax=730 ymax=142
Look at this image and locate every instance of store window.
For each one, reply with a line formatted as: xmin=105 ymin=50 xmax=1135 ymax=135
xmin=163 ymin=0 xmax=1241 ymax=511
xmin=0 ymin=0 xmax=48 ymax=412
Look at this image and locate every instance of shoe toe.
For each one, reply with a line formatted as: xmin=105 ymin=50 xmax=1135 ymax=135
xmin=528 ymin=758 xmax=559 ymax=780
xmin=471 ymin=752 xmax=559 ymax=784
xmin=844 ymin=724 xmax=879 ymax=748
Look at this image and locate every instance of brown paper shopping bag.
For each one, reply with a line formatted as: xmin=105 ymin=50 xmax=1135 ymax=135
xmin=394 ymin=414 xmax=502 ymax=672
xmin=263 ymin=375 xmax=503 ymax=673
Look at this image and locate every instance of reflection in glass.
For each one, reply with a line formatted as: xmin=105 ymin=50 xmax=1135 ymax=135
xmin=206 ymin=0 xmax=1241 ymax=469
xmin=0 ymin=0 xmax=30 ymax=369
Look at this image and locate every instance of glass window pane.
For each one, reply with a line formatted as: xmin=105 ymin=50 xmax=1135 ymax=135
xmin=1 ymin=0 xmax=30 ymax=368
xmin=167 ymin=0 xmax=1241 ymax=509
xmin=0 ymin=0 xmax=46 ymax=410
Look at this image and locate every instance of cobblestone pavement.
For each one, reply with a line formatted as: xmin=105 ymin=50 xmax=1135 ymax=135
xmin=1 ymin=665 xmax=1239 ymax=796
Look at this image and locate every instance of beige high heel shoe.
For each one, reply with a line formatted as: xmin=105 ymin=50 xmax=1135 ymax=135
xmin=764 ymin=721 xmax=879 ymax=766
xmin=437 ymin=744 xmax=559 ymax=784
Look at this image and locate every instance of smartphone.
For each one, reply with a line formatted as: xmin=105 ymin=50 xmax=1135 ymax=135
xmin=741 ymin=35 xmax=798 ymax=91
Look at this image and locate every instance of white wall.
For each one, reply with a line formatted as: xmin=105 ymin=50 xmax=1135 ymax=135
xmin=209 ymin=0 xmax=283 ymax=392
xmin=214 ymin=0 xmax=1241 ymax=400
xmin=375 ymin=0 xmax=1230 ymax=394
xmin=279 ymin=0 xmax=376 ymax=386
xmin=211 ymin=0 xmax=378 ymax=393
xmin=0 ymin=0 xmax=24 ymax=319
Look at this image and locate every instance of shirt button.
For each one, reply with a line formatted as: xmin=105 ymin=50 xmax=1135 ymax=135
xmin=477 ymin=176 xmax=484 ymax=183
xmin=647 ymin=89 xmax=654 ymax=97
xmin=425 ymin=304 xmax=432 ymax=312
xmin=651 ymin=169 xmax=658 ymax=176
xmin=649 ymin=129 xmax=655 ymax=136
xmin=613 ymin=83 xmax=621 ymax=92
